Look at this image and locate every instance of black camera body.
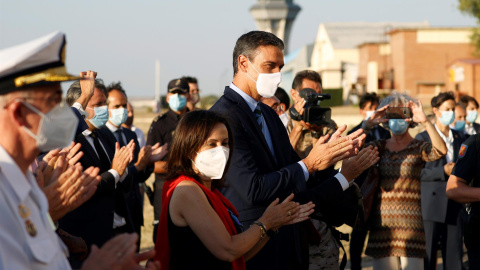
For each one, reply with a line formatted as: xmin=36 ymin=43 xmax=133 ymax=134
xmin=290 ymin=88 xmax=332 ymax=126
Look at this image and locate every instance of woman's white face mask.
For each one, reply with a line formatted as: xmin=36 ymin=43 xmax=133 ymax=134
xmin=192 ymin=146 xmax=229 ymax=180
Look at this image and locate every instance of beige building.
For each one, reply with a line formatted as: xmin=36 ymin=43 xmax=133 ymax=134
xmin=357 ymin=27 xmax=477 ymax=103
xmin=282 ymin=21 xmax=428 ymax=102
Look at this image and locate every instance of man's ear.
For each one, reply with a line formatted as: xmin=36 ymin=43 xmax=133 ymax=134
xmin=290 ymin=88 xmax=299 ymax=101
xmin=8 ymin=101 xmax=27 ymax=127
xmin=238 ymin=55 xmax=249 ymax=73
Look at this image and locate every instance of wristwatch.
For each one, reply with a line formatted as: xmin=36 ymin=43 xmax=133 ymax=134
xmin=266 ymin=228 xmax=278 ymax=238
xmin=289 ymin=107 xmax=302 ymax=121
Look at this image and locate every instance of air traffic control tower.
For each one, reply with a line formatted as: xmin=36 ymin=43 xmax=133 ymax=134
xmin=250 ymin=0 xmax=301 ymax=54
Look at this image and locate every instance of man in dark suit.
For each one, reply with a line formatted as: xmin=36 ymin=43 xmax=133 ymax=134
xmin=102 ymin=83 xmax=167 ymax=246
xmin=416 ymin=92 xmax=465 ymax=270
xmin=348 ymin=92 xmax=391 ymax=270
xmin=209 ymin=30 xmax=374 ymax=270
xmin=59 ymin=80 xmax=134 ymax=267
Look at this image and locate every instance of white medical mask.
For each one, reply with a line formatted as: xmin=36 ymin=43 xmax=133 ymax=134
xmin=365 ymin=111 xmax=375 ymax=120
xmin=21 ymin=101 xmax=78 ymax=152
xmin=466 ymin=110 xmax=478 ymax=123
xmin=438 ymin=111 xmax=455 ymax=126
xmin=109 ymin=107 xmax=128 ymax=127
xmin=192 ymin=146 xmax=229 ymax=180
xmin=245 ymin=58 xmax=281 ymax=98
xmin=87 ymin=105 xmax=109 ymax=128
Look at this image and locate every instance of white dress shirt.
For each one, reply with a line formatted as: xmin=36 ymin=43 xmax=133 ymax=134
xmin=435 ymin=124 xmax=454 ymax=163
xmin=229 ymin=83 xmax=349 ymax=190
xmin=0 ymin=145 xmax=71 ymax=269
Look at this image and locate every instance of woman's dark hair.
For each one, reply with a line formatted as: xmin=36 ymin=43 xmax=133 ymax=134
xmin=459 ymin=95 xmax=479 ymax=109
xmin=166 ymin=110 xmax=233 ymax=189
xmin=431 ymin=91 xmax=455 ymax=108
xmin=359 ymin=92 xmax=379 ymax=110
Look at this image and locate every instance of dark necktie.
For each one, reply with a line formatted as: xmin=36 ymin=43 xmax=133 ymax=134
xmin=115 ymin=129 xmax=126 ymax=147
xmin=90 ymin=131 xmax=111 ymax=172
xmin=254 ymin=104 xmax=263 ymax=131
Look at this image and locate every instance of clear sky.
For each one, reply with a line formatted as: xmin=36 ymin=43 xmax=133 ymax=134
xmin=0 ymin=0 xmax=477 ymax=97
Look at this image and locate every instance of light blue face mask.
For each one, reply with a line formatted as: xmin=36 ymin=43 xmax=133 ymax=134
xmin=450 ymin=120 xmax=466 ymax=131
xmin=438 ymin=110 xmax=455 ymax=126
xmin=169 ymin=93 xmax=187 ymax=111
xmin=466 ymin=110 xmax=478 ymax=123
xmin=388 ymin=119 xmax=409 ymax=135
xmin=87 ymin=105 xmax=109 ymax=128
xmin=109 ymin=107 xmax=128 ymax=127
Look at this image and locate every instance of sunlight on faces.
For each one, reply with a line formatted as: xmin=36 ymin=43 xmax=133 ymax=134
xmin=107 ymin=89 xmax=127 ymax=118
xmin=192 ymin=123 xmax=229 ymax=177
xmin=85 ymin=88 xmax=106 ymax=119
xmin=243 ymin=45 xmax=284 ymax=100
xmin=466 ymin=101 xmax=479 ymax=112
xmin=452 ymin=104 xmax=466 ymax=126
xmin=301 ymin=79 xmax=322 ymax=94
xmin=360 ymin=101 xmax=379 ymax=119
xmin=433 ymin=99 xmax=455 ymax=119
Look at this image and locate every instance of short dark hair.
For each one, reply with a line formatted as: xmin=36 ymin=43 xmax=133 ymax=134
xmin=459 ymin=95 xmax=479 ymax=109
xmin=180 ymin=76 xmax=198 ymax=84
xmin=66 ymin=79 xmax=107 ymax=106
xmin=107 ymin=81 xmax=127 ymax=98
xmin=232 ymin=31 xmax=284 ymax=76
xmin=292 ymin=70 xmax=322 ymax=91
xmin=431 ymin=91 xmax=455 ymax=108
xmin=359 ymin=92 xmax=379 ymax=110
xmin=275 ymin=87 xmax=290 ymax=109
xmin=166 ymin=110 xmax=234 ymax=189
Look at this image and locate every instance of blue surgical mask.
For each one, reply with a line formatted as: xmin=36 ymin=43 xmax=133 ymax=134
xmin=109 ymin=107 xmax=128 ymax=127
xmin=450 ymin=120 xmax=466 ymax=131
xmin=388 ymin=119 xmax=409 ymax=135
xmin=169 ymin=93 xmax=187 ymax=111
xmin=466 ymin=110 xmax=478 ymax=123
xmin=438 ymin=111 xmax=455 ymax=126
xmin=87 ymin=105 xmax=109 ymax=128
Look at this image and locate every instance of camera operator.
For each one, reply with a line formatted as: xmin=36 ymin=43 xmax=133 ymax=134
xmin=288 ymin=71 xmax=358 ymax=270
xmin=288 ymin=70 xmax=338 ymax=159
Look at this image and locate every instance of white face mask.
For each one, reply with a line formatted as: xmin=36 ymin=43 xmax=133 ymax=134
xmin=365 ymin=110 xmax=375 ymax=120
xmin=192 ymin=146 xmax=229 ymax=180
xmin=245 ymin=58 xmax=281 ymax=98
xmin=21 ymin=101 xmax=79 ymax=152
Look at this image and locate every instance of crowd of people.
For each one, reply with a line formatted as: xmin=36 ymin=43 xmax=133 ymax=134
xmin=1 ymin=30 xmax=480 ymax=270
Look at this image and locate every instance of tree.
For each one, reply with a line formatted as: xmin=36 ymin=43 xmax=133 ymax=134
xmin=458 ymin=0 xmax=480 ymax=55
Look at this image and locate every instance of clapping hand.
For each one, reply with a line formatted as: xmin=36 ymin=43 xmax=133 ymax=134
xmin=81 ymin=233 xmax=160 ymax=270
xmin=149 ymin=143 xmax=168 ymax=163
xmin=341 ymin=145 xmax=379 ymax=182
xmin=36 ymin=155 xmax=101 ymax=222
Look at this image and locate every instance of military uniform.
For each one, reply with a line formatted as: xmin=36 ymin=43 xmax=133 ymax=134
xmin=451 ymin=134 xmax=480 ymax=268
xmin=0 ymin=145 xmax=70 ymax=269
xmin=147 ymin=109 xmax=185 ymax=241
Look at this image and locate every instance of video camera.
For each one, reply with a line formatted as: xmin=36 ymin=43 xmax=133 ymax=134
xmin=289 ymin=88 xmax=332 ymax=126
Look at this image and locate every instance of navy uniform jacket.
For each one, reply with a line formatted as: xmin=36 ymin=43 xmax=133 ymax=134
xmin=415 ymin=130 xmax=464 ymax=224
xmin=451 ymin=134 xmax=480 ymax=214
xmin=210 ymin=86 xmax=345 ymax=270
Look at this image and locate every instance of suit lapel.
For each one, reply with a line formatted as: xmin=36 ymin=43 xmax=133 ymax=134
xmin=76 ymin=133 xmax=102 ymax=167
xmin=224 ymin=87 xmax=277 ymax=165
xmin=452 ymin=130 xmax=462 ymax=161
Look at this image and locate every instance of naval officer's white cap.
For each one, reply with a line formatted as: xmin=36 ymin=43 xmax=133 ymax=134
xmin=0 ymin=31 xmax=80 ymax=94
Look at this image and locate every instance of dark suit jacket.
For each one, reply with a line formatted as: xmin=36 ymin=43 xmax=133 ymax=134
xmin=210 ymin=86 xmax=345 ymax=269
xmin=415 ymin=129 xmax=465 ymax=224
xmin=59 ymin=128 xmax=130 ymax=249
xmin=100 ymin=126 xmax=153 ymax=235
